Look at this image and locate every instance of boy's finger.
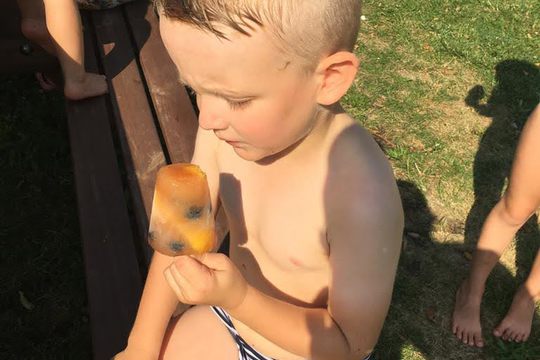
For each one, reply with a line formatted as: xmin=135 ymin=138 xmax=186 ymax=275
xmin=174 ymin=255 xmax=213 ymax=286
xmin=191 ymin=252 xmax=229 ymax=271
xmin=164 ymin=267 xmax=184 ymax=301
xmin=170 ymin=260 xmax=193 ymax=286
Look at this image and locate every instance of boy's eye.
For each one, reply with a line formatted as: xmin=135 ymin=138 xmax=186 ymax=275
xmin=185 ymin=85 xmax=251 ymax=110
xmin=227 ymin=99 xmax=251 ymax=110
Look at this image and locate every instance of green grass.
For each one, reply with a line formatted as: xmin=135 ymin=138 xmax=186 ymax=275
xmin=0 ymin=74 xmax=91 ymax=359
xmin=2 ymin=0 xmax=540 ymax=359
xmin=343 ymin=0 xmax=540 ymax=359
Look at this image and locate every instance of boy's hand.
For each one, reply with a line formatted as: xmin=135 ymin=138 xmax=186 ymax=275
xmin=164 ymin=253 xmax=248 ymax=311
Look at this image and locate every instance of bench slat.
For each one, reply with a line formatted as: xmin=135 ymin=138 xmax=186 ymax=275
xmin=91 ymin=8 xmax=166 ymax=263
xmin=67 ymin=13 xmax=143 ymax=360
xmin=123 ymin=2 xmax=233 ymax=247
xmin=124 ymin=1 xmax=198 ymax=165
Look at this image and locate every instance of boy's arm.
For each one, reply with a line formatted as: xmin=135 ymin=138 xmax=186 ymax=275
xmin=123 ymin=252 xmax=187 ymax=358
xmin=119 ymin=127 xmax=221 ymax=358
xmin=323 ymin=152 xmax=403 ymax=357
xmin=229 ymin=130 xmax=403 ymax=359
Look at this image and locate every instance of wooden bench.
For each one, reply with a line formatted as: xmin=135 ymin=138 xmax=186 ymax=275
xmin=64 ymin=2 xmax=197 ymax=358
xmin=3 ymin=1 xmax=227 ymax=358
xmin=64 ymin=2 xmax=229 ymax=359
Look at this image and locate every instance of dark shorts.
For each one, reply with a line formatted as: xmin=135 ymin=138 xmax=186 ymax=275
xmin=77 ymin=0 xmax=137 ymax=10
xmin=211 ymin=306 xmax=373 ymax=360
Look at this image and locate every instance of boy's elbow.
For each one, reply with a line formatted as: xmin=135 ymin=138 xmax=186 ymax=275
xmin=312 ymin=329 xmax=376 ymax=360
xmin=346 ymin=338 xmax=377 ymax=360
xmin=334 ymin=331 xmax=377 ymax=360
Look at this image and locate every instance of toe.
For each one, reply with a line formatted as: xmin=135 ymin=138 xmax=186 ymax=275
xmin=474 ymin=334 xmax=484 ymax=348
xmin=461 ymin=332 xmax=468 ymax=344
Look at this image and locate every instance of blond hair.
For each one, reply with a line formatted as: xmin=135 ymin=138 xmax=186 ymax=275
xmin=155 ymin=0 xmax=361 ymax=70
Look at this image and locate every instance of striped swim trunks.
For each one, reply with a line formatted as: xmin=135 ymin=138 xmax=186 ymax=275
xmin=211 ymin=306 xmax=373 ymax=360
xmin=211 ymin=306 xmax=275 ymax=360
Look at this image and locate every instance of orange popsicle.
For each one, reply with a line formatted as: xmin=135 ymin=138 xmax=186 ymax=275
xmin=148 ymin=163 xmax=216 ymax=256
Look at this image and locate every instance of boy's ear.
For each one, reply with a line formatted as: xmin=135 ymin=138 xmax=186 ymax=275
xmin=315 ymin=51 xmax=359 ymax=106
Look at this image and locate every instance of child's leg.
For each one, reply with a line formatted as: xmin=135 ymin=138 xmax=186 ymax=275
xmin=454 ymin=107 xmax=540 ymax=347
xmin=493 ymin=250 xmax=540 ymax=342
xmin=452 ymin=200 xmax=520 ymax=347
xmin=42 ymin=0 xmax=107 ymax=100
xmin=160 ymin=305 xmax=238 ymax=360
xmin=493 ymin=108 xmax=540 ymax=341
xmin=17 ymin=0 xmax=55 ymax=54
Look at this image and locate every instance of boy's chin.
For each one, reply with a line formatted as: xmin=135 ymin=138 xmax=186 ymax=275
xmin=231 ymin=143 xmax=291 ymax=164
xmin=232 ymin=147 xmax=266 ymax=162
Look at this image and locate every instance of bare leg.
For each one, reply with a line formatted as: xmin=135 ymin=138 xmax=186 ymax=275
xmin=17 ymin=0 xmax=56 ymax=54
xmin=160 ymin=305 xmax=238 ymax=360
xmin=453 ymin=106 xmax=540 ymax=347
xmin=452 ymin=201 xmax=520 ymax=347
xmin=42 ymin=0 xmax=107 ymax=100
xmin=493 ymin=250 xmax=540 ymax=342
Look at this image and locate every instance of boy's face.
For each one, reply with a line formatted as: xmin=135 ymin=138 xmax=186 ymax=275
xmin=160 ymin=17 xmax=322 ymax=162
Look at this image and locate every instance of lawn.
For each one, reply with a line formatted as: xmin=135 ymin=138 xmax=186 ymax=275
xmin=0 ymin=75 xmax=91 ymax=359
xmin=1 ymin=0 xmax=539 ymax=359
xmin=345 ymin=1 xmax=540 ymax=359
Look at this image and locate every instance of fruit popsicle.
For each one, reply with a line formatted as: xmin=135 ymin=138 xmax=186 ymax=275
xmin=148 ymin=163 xmax=216 ymax=257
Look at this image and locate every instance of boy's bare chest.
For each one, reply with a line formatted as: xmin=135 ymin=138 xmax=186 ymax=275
xmin=219 ymin=161 xmax=330 ymax=272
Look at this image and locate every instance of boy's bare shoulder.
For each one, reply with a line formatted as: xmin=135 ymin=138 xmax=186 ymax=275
xmin=325 ymin=114 xmax=403 ymax=242
xmin=325 ymin=114 xmax=398 ymax=196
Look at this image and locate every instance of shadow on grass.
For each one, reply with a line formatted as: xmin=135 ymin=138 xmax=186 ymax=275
xmin=464 ymin=59 xmax=540 ymax=282
xmin=376 ymin=181 xmax=540 ymax=360
xmin=0 ymin=74 xmax=91 ymax=359
xmin=376 ymin=60 xmax=540 ymax=359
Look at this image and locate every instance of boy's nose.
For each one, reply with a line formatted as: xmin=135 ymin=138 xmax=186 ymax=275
xmin=197 ymin=98 xmax=228 ymax=131
xmin=198 ymin=111 xmax=228 ymax=131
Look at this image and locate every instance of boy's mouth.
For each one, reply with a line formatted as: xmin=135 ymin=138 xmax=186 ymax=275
xmin=221 ymin=138 xmax=241 ymax=147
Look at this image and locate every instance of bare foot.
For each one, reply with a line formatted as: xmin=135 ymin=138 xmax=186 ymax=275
xmin=64 ymin=73 xmax=108 ymax=101
xmin=20 ymin=18 xmax=56 ymax=55
xmin=493 ymin=286 xmax=536 ymax=342
xmin=452 ymin=279 xmax=485 ymax=347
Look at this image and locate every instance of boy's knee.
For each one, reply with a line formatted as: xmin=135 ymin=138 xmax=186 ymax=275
xmin=20 ymin=18 xmax=49 ymax=43
xmin=160 ymin=306 xmax=238 ymax=360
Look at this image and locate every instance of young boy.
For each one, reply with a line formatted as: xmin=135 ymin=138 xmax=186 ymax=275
xmin=116 ymin=1 xmax=403 ymax=359
xmin=453 ymin=104 xmax=540 ymax=348
xmin=17 ymin=0 xmax=108 ymax=100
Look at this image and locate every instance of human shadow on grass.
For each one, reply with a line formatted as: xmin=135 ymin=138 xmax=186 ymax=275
xmin=376 ymin=60 xmax=540 ymax=358
xmin=460 ymin=59 xmax=540 ymax=358
xmin=464 ymin=59 xmax=540 ymax=269
xmin=375 ymin=180 xmax=540 ymax=360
